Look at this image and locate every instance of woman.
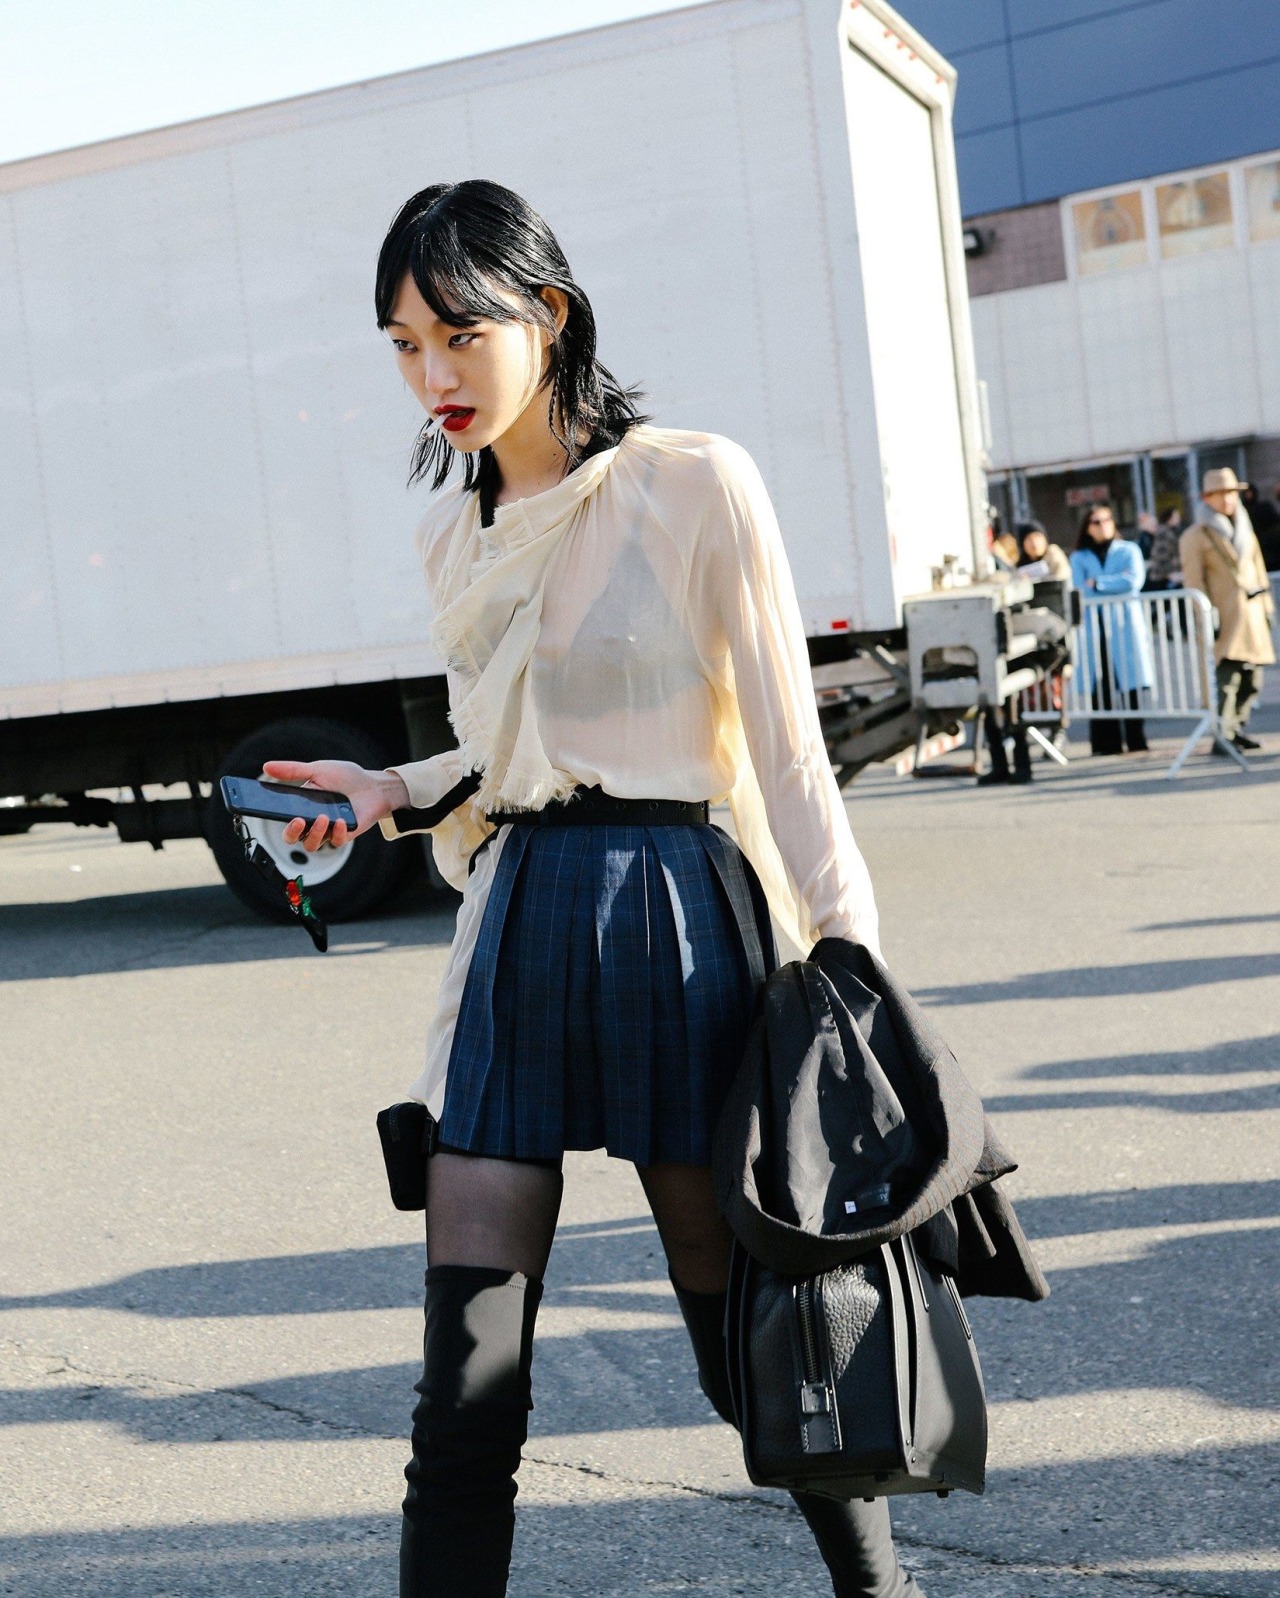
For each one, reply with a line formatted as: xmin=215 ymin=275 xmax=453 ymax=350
xmin=1069 ymin=501 xmax=1152 ymax=755
xmin=1016 ymin=519 xmax=1071 ymax=582
xmin=264 ymin=182 xmax=918 ymax=1597
xmin=1143 ymin=508 xmax=1182 ymax=593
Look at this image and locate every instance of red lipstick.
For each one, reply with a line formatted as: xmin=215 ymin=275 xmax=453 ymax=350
xmin=435 ymin=405 xmax=475 ymax=434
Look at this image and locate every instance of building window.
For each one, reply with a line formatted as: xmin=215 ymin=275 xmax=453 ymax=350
xmin=1245 ymin=159 xmax=1280 ymax=243
xmin=1072 ymin=191 xmax=1147 ymax=275
xmin=1155 ymin=172 xmax=1233 ymax=258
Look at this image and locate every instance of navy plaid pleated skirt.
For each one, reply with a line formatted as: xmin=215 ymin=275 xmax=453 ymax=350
xmin=437 ymin=822 xmax=777 ymax=1166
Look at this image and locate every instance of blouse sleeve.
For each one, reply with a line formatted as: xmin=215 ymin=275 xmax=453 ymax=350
xmin=379 ymin=746 xmax=474 ymax=838
xmin=702 ymin=441 xmax=881 ymax=957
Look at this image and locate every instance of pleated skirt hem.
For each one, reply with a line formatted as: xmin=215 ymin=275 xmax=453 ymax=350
xmin=437 ymin=822 xmax=775 ymax=1166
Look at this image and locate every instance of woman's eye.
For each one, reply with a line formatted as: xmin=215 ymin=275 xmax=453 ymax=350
xmin=448 ymin=331 xmax=478 ymax=348
xmin=391 ymin=338 xmax=415 ymax=353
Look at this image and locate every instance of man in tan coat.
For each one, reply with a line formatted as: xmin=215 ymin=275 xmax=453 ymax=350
xmin=1180 ymin=467 xmax=1276 ymax=751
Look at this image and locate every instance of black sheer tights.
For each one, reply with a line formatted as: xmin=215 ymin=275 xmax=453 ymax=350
xmin=425 ymin=1152 xmax=565 ymax=1278
xmin=424 ymin=1153 xmax=730 ymax=1291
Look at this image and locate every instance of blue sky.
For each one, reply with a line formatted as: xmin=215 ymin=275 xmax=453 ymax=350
xmin=0 ymin=0 xmax=689 ymax=165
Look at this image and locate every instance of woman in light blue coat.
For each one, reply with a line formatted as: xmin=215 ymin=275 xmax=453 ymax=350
xmin=1069 ymin=502 xmax=1153 ymax=754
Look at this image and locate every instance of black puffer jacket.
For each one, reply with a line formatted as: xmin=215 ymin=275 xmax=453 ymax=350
xmin=712 ymin=938 xmax=1049 ymax=1301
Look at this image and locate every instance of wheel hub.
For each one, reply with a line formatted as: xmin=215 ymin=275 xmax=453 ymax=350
xmin=241 ymin=815 xmax=354 ymax=887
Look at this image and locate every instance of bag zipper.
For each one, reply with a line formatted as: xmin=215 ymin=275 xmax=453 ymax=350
xmin=797 ymin=1279 xmax=822 ymax=1387
xmin=794 ymin=1278 xmax=839 ymax=1450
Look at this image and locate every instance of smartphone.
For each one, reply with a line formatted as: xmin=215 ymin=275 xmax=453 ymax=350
xmin=220 ymin=775 xmax=358 ymax=828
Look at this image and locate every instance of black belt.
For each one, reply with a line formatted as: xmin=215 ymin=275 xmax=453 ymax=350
xmin=488 ymin=785 xmax=709 ymax=828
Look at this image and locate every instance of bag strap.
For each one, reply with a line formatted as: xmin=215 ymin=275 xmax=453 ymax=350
xmin=390 ymin=769 xmax=483 ymax=834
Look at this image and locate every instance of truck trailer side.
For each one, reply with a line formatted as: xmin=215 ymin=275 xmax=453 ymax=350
xmin=0 ymin=0 xmax=984 ymax=918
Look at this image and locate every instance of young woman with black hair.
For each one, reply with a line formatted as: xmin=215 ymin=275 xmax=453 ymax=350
xmin=265 ymin=180 xmax=919 ymax=1598
xmin=1070 ymin=501 xmax=1152 ymax=756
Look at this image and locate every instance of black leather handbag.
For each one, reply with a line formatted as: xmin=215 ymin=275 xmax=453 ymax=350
xmin=724 ymin=1229 xmax=987 ymax=1500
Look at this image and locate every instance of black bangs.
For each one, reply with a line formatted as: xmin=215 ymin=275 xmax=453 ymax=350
xmin=375 ymin=179 xmax=647 ymax=493
xmin=411 ymin=244 xmax=516 ymax=331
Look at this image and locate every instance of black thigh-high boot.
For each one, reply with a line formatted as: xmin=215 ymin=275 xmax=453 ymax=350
xmin=671 ymin=1281 xmax=924 ymax=1598
xmin=400 ymin=1265 xmax=542 ymax=1598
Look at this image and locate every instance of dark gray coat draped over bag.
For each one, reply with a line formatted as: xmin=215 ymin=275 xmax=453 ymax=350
xmin=712 ymin=937 xmax=1049 ymax=1301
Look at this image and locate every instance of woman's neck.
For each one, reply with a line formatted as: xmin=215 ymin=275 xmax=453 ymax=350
xmin=489 ymin=397 xmax=572 ymax=506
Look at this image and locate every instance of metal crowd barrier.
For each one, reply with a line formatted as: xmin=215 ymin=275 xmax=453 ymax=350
xmin=1017 ymin=672 xmax=1071 ymax=766
xmin=1060 ymin=587 xmax=1244 ymax=778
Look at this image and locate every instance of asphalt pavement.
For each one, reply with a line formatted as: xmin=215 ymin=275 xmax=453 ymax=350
xmin=2 ymin=703 xmax=1277 ymax=1597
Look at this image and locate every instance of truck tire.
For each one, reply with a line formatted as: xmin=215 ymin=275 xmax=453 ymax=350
xmin=207 ymin=716 xmax=414 ymax=924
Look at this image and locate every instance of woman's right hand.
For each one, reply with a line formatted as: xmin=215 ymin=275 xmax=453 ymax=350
xmin=260 ymin=759 xmax=411 ymax=853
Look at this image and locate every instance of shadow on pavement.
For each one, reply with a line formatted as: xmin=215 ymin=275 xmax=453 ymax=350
xmin=0 ymin=1218 xmax=665 ymax=1320
xmin=1012 ymin=1181 xmax=1280 ymax=1236
xmin=985 ymin=1082 xmax=1280 ymax=1114
xmin=1021 ymin=1036 xmax=1280 ymax=1080
xmin=916 ymin=953 xmax=1280 ymax=1006
xmin=0 ymin=1457 xmax=1275 ymax=1598
xmin=969 ymin=1222 xmax=1280 ymax=1413
xmin=1139 ymin=912 xmax=1280 ymax=933
xmin=0 ymin=878 xmax=459 ymax=982
xmin=3 ymin=1184 xmax=1275 ymax=1441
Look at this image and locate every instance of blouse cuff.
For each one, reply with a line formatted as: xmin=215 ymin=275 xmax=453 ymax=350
xmin=379 ymin=751 xmax=474 ymax=839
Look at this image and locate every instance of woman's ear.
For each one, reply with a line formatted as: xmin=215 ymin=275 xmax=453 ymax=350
xmin=539 ymin=286 xmax=570 ymax=340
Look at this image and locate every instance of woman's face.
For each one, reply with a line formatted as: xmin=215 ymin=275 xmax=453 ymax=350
xmin=1086 ymin=507 xmax=1116 ymax=541
xmin=384 ymin=273 xmax=561 ymax=453
xmin=1022 ymin=530 xmax=1048 ymax=560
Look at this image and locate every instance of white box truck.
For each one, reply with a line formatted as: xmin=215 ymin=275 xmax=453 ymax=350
xmin=0 ymin=0 xmax=988 ymax=919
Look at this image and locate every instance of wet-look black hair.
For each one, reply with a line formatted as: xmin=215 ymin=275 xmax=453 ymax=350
xmin=375 ymin=179 xmax=647 ymax=492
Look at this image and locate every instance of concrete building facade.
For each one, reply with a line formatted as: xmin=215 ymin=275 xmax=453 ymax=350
xmin=892 ymin=0 xmax=1280 ymax=549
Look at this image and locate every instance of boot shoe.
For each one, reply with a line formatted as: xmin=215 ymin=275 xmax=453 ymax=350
xmin=400 ymin=1265 xmax=542 ymax=1598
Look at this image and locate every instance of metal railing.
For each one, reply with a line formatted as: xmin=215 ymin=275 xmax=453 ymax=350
xmin=1062 ymin=588 xmax=1244 ymax=777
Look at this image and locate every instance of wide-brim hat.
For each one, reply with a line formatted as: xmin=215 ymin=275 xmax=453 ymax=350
xmin=1203 ymin=466 xmax=1247 ymax=495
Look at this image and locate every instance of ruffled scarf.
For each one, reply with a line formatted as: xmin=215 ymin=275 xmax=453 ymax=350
xmin=431 ymin=442 xmax=623 ymax=813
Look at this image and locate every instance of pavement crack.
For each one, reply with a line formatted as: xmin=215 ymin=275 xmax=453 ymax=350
xmin=521 ymin=1452 xmax=1245 ymax=1598
xmin=2 ymin=1337 xmax=384 ymax=1440
xmin=215 ymin=1384 xmax=378 ymax=1438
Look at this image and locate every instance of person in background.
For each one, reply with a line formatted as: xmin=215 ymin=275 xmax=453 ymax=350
xmin=1135 ymin=510 xmax=1158 ymax=561
xmin=977 ymin=692 xmax=1032 ymax=787
xmin=1144 ymin=508 xmax=1182 ymax=591
xmin=1017 ymin=519 xmax=1072 ymax=581
xmin=1244 ymin=482 xmax=1280 ymax=573
xmin=1180 ymin=468 xmax=1276 ymax=752
xmin=1016 ymin=521 xmax=1072 ymax=753
xmin=977 ymin=522 xmax=1073 ymax=786
xmin=991 ymin=515 xmax=1020 ymax=570
xmin=1070 ymin=501 xmax=1152 ymax=755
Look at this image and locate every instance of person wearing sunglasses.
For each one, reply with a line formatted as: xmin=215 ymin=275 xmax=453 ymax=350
xmin=1069 ymin=502 xmax=1152 ymax=755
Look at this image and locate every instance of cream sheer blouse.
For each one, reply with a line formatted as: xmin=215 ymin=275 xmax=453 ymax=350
xmin=382 ymin=426 xmax=880 ymax=1113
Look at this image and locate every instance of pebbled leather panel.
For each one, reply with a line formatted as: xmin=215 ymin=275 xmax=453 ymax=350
xmin=825 ymin=1257 xmax=901 ymax=1470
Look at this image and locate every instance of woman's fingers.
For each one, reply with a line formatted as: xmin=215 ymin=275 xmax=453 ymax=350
xmin=281 ymin=814 xmax=347 ymax=848
xmin=262 ymin=759 xmax=315 ymax=783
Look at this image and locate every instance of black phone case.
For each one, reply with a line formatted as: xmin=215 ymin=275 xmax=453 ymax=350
xmin=219 ymin=776 xmax=357 ymax=828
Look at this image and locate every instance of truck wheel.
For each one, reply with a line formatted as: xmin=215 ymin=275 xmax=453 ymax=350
xmin=207 ymin=717 xmax=414 ymax=924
